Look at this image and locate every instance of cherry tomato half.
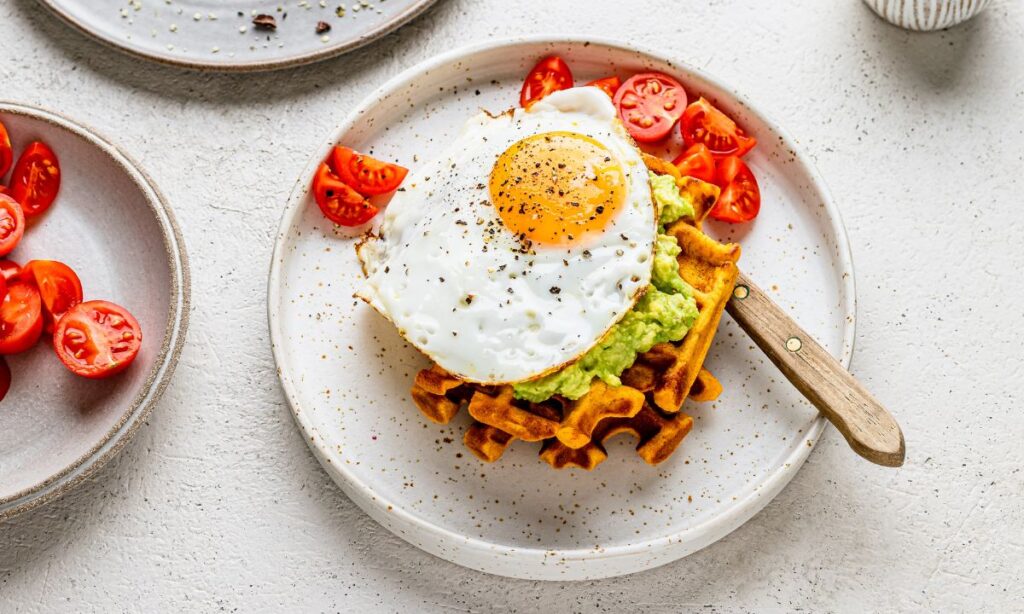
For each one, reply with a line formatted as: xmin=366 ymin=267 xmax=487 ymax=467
xmin=330 ymin=146 xmax=408 ymax=196
xmin=709 ymin=156 xmax=760 ymax=223
xmin=0 ymin=194 xmax=25 ymax=257
xmin=0 ymin=357 xmax=10 ymax=402
xmin=672 ymin=143 xmax=717 ymax=183
xmin=22 ymin=260 xmax=83 ymax=334
xmin=613 ymin=72 xmax=687 ymax=143
xmin=312 ymin=161 xmax=378 ymax=227
xmin=54 ymin=300 xmax=142 ymax=379
xmin=0 ymin=260 xmax=21 ymax=282
xmin=0 ymin=121 xmax=12 ymax=179
xmin=520 ymin=55 xmax=574 ymax=108
xmin=9 ymin=141 xmax=60 ymax=217
xmin=0 ymin=280 xmax=43 ymax=355
xmin=680 ymin=98 xmax=757 ymax=158
xmin=586 ymin=76 xmax=622 ymax=99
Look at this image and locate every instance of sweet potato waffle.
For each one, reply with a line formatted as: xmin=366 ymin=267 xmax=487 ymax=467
xmin=409 ymin=163 xmax=740 ymax=469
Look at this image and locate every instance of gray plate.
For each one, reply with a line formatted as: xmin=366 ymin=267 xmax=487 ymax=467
xmin=38 ymin=0 xmax=440 ymax=72
xmin=0 ymin=102 xmax=189 ymax=521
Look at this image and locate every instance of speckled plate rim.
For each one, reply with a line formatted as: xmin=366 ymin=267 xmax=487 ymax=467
xmin=268 ymin=35 xmax=856 ymax=579
xmin=0 ymin=102 xmax=190 ymax=522
xmin=35 ymin=0 xmax=441 ymax=73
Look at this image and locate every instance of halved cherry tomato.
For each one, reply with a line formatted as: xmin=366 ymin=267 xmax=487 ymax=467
xmin=312 ymin=161 xmax=378 ymax=227
xmin=587 ymin=76 xmax=621 ymax=99
xmin=672 ymin=143 xmax=717 ymax=183
xmin=22 ymin=260 xmax=83 ymax=334
xmin=9 ymin=141 xmax=60 ymax=217
xmin=54 ymin=300 xmax=142 ymax=379
xmin=680 ymin=98 xmax=757 ymax=158
xmin=0 ymin=121 xmax=12 ymax=179
xmin=613 ymin=72 xmax=687 ymax=143
xmin=709 ymin=156 xmax=760 ymax=223
xmin=0 ymin=194 xmax=25 ymax=257
xmin=520 ymin=55 xmax=574 ymax=108
xmin=0 ymin=280 xmax=43 ymax=354
xmin=330 ymin=146 xmax=408 ymax=196
xmin=0 ymin=357 xmax=10 ymax=402
xmin=0 ymin=260 xmax=20 ymax=282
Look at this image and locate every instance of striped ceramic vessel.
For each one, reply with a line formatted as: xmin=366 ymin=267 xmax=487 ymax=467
xmin=864 ymin=0 xmax=992 ymax=30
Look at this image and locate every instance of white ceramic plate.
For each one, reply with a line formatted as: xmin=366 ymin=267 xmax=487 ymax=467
xmin=0 ymin=103 xmax=189 ymax=520
xmin=269 ymin=37 xmax=855 ymax=580
xmin=38 ymin=0 xmax=439 ymax=72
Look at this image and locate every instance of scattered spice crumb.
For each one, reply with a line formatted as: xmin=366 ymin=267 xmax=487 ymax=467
xmin=316 ymin=21 xmax=331 ymax=34
xmin=252 ymin=14 xmax=277 ymax=30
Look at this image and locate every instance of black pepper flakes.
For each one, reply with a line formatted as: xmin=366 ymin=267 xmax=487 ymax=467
xmin=549 ymin=287 xmax=561 ymax=295
xmin=316 ymin=21 xmax=331 ymax=34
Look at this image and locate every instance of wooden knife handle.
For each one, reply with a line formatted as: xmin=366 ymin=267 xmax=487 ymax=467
xmin=725 ymin=271 xmax=905 ymax=467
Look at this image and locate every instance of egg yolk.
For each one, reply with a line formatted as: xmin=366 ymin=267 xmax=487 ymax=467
xmin=489 ymin=131 xmax=626 ymax=246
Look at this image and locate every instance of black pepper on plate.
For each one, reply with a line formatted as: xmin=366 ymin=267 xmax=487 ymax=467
xmin=252 ymin=14 xmax=277 ymax=30
xmin=316 ymin=21 xmax=332 ymax=34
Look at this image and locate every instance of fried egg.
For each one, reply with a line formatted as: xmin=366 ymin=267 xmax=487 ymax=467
xmin=356 ymin=87 xmax=657 ymax=384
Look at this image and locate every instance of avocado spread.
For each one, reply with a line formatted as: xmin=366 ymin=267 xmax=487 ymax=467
xmin=513 ymin=174 xmax=700 ymax=402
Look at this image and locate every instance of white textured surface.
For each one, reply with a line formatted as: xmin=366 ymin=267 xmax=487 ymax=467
xmin=1 ymin=0 xmax=1021 ymax=610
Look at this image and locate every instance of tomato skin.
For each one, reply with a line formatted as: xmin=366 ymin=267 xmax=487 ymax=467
xmin=54 ymin=300 xmax=142 ymax=379
xmin=0 ymin=260 xmax=21 ymax=282
xmin=0 ymin=280 xmax=43 ymax=354
xmin=0 ymin=356 xmax=9 ymax=402
xmin=520 ymin=55 xmax=574 ymax=108
xmin=0 ymin=194 xmax=25 ymax=257
xmin=586 ymin=76 xmax=621 ymax=99
xmin=312 ymin=161 xmax=378 ymax=227
xmin=680 ymin=98 xmax=757 ymax=158
xmin=709 ymin=156 xmax=761 ymax=223
xmin=0 ymin=122 xmax=12 ymax=179
xmin=9 ymin=142 xmax=61 ymax=217
xmin=330 ymin=147 xmax=408 ymax=196
xmin=613 ymin=72 xmax=687 ymax=143
xmin=22 ymin=260 xmax=83 ymax=334
xmin=672 ymin=143 xmax=717 ymax=183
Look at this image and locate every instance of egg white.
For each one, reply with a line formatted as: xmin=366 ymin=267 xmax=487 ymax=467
xmin=356 ymin=87 xmax=657 ymax=384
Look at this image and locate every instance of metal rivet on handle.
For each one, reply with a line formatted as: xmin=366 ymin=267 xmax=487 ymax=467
xmin=732 ymin=285 xmax=749 ymax=300
xmin=786 ymin=336 xmax=802 ymax=352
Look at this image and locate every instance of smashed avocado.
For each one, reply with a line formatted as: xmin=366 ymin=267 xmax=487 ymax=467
xmin=651 ymin=172 xmax=695 ymax=228
xmin=513 ymin=176 xmax=699 ymax=402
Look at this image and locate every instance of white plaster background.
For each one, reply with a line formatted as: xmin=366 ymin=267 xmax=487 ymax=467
xmin=1 ymin=0 xmax=1022 ymax=611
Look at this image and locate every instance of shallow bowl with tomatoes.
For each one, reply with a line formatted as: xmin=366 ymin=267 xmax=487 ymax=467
xmin=0 ymin=104 xmax=189 ymax=521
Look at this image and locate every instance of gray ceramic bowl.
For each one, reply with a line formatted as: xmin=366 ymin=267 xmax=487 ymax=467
xmin=38 ymin=0 xmax=441 ymax=72
xmin=0 ymin=102 xmax=189 ymax=521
